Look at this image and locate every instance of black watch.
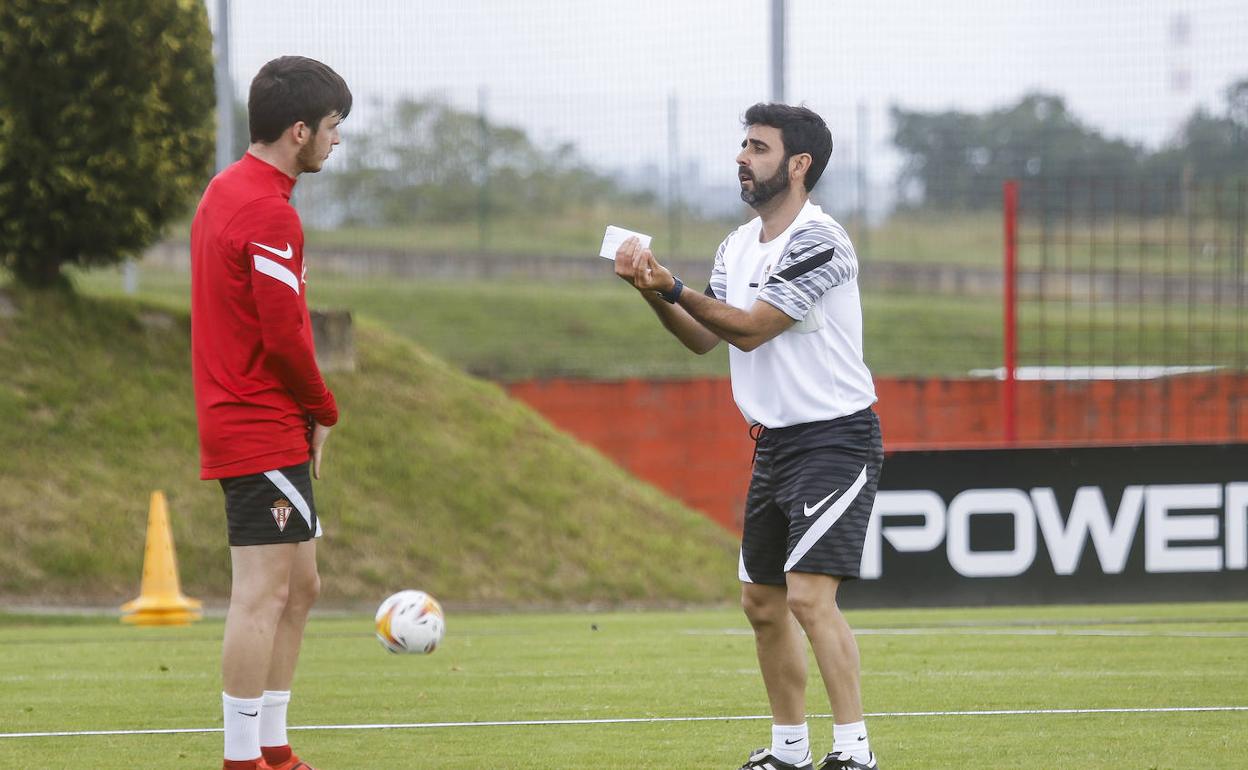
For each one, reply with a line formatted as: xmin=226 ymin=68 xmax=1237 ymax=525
xmin=658 ymin=276 xmax=683 ymax=304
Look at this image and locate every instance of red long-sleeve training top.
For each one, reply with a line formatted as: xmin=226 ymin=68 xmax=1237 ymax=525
xmin=191 ymin=152 xmax=338 ymax=480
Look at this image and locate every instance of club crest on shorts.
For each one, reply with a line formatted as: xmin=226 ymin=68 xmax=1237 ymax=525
xmin=270 ymin=498 xmax=293 ymax=532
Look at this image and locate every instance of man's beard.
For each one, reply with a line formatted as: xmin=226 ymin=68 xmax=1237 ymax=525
xmin=296 ymin=139 xmax=325 ymax=173
xmin=739 ymin=162 xmax=790 ymax=207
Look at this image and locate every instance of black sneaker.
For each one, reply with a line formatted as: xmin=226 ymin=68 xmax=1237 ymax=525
xmin=816 ymin=751 xmax=879 ymax=770
xmin=738 ymin=747 xmax=814 ymax=770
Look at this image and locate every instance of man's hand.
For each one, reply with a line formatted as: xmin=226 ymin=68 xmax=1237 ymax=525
xmin=613 ymin=236 xmax=642 ymax=284
xmin=631 ymin=248 xmax=676 ymax=294
xmin=310 ymin=422 xmax=332 ymax=480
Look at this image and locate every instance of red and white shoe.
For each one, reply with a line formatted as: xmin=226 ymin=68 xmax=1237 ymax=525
xmin=259 ymin=747 xmax=315 ymax=770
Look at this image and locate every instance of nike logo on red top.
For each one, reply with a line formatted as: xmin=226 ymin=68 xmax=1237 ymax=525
xmin=250 ymin=241 xmax=293 ymax=260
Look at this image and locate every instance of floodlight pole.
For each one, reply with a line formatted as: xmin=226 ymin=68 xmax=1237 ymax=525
xmin=667 ymin=92 xmax=681 ymax=254
xmin=856 ymin=101 xmax=870 ymax=256
xmin=478 ymin=85 xmax=490 ymax=251
xmin=1003 ymin=180 xmax=1019 ymax=445
xmin=771 ymin=0 xmax=785 ymax=102
xmin=213 ymin=0 xmax=234 ymax=173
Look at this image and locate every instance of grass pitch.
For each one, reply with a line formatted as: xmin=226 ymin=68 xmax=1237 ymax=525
xmin=1 ymin=603 xmax=1245 ymax=769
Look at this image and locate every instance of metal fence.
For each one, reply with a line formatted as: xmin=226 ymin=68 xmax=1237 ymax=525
xmin=1001 ymin=177 xmax=1248 ymax=443
xmin=144 ymin=1 xmax=1248 ymax=384
xmin=203 ymin=1 xmax=1248 ymax=253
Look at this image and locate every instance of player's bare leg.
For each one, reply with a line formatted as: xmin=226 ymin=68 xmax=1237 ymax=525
xmin=785 ymin=573 xmax=861 ymax=721
xmin=742 ymin=582 xmax=808 ymax=724
xmin=266 ymin=539 xmax=320 ymax=691
xmin=221 ymin=543 xmax=299 ymax=767
xmin=223 ymin=543 xmax=300 ymax=696
xmin=255 ymin=540 xmax=319 ymax=770
xmin=787 ymin=572 xmax=878 ymax=768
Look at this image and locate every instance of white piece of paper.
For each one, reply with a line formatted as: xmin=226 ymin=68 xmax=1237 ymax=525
xmin=599 ymin=225 xmax=652 ymax=260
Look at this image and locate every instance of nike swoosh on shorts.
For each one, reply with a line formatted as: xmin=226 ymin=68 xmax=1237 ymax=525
xmin=803 ymin=489 xmax=839 ymax=517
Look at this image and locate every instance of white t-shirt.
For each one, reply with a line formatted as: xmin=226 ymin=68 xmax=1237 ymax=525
xmin=707 ymin=200 xmax=877 ymax=428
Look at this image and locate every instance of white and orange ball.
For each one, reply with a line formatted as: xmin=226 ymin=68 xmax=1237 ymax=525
xmin=374 ymin=590 xmax=445 ymax=654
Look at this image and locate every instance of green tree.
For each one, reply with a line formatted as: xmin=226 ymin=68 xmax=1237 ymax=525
xmin=322 ymin=98 xmax=648 ymax=227
xmin=892 ymin=93 xmax=1144 ymax=210
xmin=1149 ymin=77 xmax=1248 ymax=182
xmin=0 ymin=0 xmax=215 ymax=288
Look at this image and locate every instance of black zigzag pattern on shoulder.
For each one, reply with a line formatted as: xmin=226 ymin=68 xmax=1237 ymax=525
xmin=765 ymin=245 xmax=836 ymax=284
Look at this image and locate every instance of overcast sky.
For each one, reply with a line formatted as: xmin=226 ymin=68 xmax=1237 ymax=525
xmin=208 ymin=0 xmax=1248 ymax=208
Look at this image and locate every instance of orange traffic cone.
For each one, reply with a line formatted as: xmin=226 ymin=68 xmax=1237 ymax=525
xmin=120 ymin=491 xmax=202 ymax=626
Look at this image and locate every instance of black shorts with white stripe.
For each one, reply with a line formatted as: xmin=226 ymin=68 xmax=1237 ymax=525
xmin=219 ymin=461 xmax=320 ymax=546
xmin=740 ymin=408 xmax=884 ymax=584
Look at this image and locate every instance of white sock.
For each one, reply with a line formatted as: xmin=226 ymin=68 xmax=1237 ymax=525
xmin=771 ymin=722 xmax=810 ymax=765
xmin=260 ymin=690 xmax=291 ymax=748
xmin=222 ymin=692 xmax=263 ymax=761
xmin=832 ymin=720 xmax=871 ymax=762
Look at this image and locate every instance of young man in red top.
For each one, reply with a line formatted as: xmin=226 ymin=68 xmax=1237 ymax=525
xmin=191 ymin=56 xmax=351 ymax=770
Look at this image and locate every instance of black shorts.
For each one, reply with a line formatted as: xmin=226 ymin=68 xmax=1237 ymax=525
xmin=740 ymin=408 xmax=884 ymax=584
xmin=219 ymin=462 xmax=321 ymax=546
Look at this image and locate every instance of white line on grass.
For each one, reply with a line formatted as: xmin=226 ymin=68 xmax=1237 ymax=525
xmin=3 ymin=706 xmax=1246 ymax=740
xmin=684 ymin=628 xmax=1248 ymax=639
xmin=856 ymin=628 xmax=1248 ymax=639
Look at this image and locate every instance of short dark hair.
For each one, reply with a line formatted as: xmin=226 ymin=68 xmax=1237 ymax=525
xmin=248 ymin=56 xmax=352 ymax=143
xmin=742 ymin=103 xmax=833 ymax=191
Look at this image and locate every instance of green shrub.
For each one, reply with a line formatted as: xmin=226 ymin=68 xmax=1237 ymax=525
xmin=0 ymin=0 xmax=215 ymax=287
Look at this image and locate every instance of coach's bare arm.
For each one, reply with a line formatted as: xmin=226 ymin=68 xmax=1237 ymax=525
xmin=617 ymin=238 xmax=794 ymax=352
xmin=614 ymin=237 xmax=721 ymax=354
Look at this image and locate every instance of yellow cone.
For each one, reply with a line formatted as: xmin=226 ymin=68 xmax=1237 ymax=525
xmin=120 ymin=491 xmax=202 ymax=626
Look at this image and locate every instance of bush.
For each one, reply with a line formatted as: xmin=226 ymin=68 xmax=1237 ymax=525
xmin=0 ymin=0 xmax=215 ymax=287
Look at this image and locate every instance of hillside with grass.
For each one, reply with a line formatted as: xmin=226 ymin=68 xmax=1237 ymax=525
xmin=0 ymin=285 xmax=740 ymax=607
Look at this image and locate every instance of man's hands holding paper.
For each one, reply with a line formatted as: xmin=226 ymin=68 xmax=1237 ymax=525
xmin=614 ymin=236 xmax=675 ymax=295
xmin=608 ymin=228 xmax=793 ymax=353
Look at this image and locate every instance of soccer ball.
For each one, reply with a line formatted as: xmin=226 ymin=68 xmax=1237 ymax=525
xmin=374 ymin=590 xmax=445 ymax=654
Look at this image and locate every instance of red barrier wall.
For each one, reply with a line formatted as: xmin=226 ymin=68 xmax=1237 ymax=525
xmin=507 ymin=379 xmax=753 ymax=531
xmin=506 ymin=375 xmax=1248 ymax=531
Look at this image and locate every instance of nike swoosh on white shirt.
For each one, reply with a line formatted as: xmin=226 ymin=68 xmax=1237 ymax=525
xmin=250 ymin=241 xmax=294 ymax=260
xmin=803 ymin=489 xmax=839 ymax=517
